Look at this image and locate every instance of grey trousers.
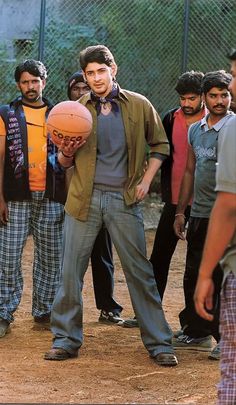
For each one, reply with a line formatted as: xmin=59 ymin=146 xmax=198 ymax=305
xmin=50 ymin=190 xmax=174 ymax=357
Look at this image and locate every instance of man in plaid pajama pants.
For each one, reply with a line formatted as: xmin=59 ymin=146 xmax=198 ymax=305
xmin=0 ymin=59 xmax=66 ymax=337
xmin=194 ymin=49 xmax=236 ymax=405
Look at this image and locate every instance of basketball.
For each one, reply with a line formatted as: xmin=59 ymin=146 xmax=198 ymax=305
xmin=47 ymin=100 xmax=93 ymax=146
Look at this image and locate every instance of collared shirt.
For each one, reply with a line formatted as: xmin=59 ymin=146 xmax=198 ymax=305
xmin=216 ymin=115 xmax=236 ymax=279
xmin=65 ymin=88 xmax=169 ymax=221
xmin=188 ymin=112 xmax=234 ymax=218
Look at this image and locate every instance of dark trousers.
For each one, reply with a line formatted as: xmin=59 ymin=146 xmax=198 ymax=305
xmin=150 ymin=202 xmax=191 ymax=300
xmin=91 ymin=227 xmax=123 ymax=313
xmin=179 ymin=217 xmax=223 ymax=341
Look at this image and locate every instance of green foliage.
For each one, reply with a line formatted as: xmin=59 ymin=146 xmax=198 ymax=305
xmin=30 ymin=19 xmax=99 ymax=103
xmin=38 ymin=0 xmax=185 ymax=109
xmin=0 ymin=0 xmax=235 ymax=111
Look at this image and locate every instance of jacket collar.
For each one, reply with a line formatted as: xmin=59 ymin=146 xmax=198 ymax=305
xmin=10 ymin=96 xmax=53 ymax=110
xmin=81 ymin=85 xmax=129 ymax=105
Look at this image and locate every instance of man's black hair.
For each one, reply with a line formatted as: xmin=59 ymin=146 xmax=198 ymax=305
xmin=175 ymin=70 xmax=204 ymax=95
xmin=80 ymin=45 xmax=115 ymax=70
xmin=228 ymin=48 xmax=236 ymax=61
xmin=202 ymin=70 xmax=232 ymax=95
xmin=67 ymin=70 xmax=84 ymax=99
xmin=14 ymin=59 xmax=47 ymax=82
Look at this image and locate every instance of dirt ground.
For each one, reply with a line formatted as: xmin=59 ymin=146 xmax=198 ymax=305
xmin=0 ymin=207 xmax=220 ymax=404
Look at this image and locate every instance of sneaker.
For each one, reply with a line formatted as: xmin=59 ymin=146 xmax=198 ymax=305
xmin=173 ymin=334 xmax=212 ymax=351
xmin=118 ymin=316 xmax=139 ymax=328
xmin=98 ymin=310 xmax=123 ymax=324
xmin=173 ymin=329 xmax=184 ymax=338
xmin=208 ymin=343 xmax=220 ymax=360
xmin=0 ymin=318 xmax=10 ymax=337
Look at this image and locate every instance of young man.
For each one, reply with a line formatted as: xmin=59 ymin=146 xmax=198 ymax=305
xmin=151 ymin=71 xmax=207 ymax=299
xmin=44 ymin=45 xmax=178 ymax=367
xmin=67 ymin=70 xmax=123 ymax=324
xmin=120 ymin=71 xmax=206 ymax=329
xmin=173 ymin=70 xmax=233 ymax=359
xmin=67 ymin=70 xmax=90 ymax=101
xmin=194 ymin=50 xmax=236 ymax=404
xmin=0 ymin=59 xmax=66 ymax=336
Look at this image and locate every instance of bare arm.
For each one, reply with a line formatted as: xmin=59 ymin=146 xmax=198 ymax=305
xmin=0 ymin=136 xmax=8 ymax=224
xmin=136 ymin=157 xmax=162 ymax=201
xmin=194 ymin=191 xmax=236 ymax=321
xmin=173 ymin=145 xmax=195 ymax=239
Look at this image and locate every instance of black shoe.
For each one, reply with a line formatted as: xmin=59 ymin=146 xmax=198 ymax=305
xmin=34 ymin=314 xmax=51 ymax=330
xmin=153 ymin=353 xmax=178 ymax=367
xmin=0 ymin=318 xmax=10 ymax=337
xmin=98 ymin=310 xmax=123 ymax=324
xmin=34 ymin=314 xmax=51 ymax=323
xmin=44 ymin=348 xmax=78 ymax=361
xmin=118 ymin=316 xmax=139 ymax=328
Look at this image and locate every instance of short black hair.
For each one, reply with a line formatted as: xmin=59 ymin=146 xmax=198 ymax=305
xmin=175 ymin=70 xmax=204 ymax=95
xmin=14 ymin=59 xmax=47 ymax=82
xmin=80 ymin=45 xmax=115 ymax=71
xmin=202 ymin=70 xmax=232 ymax=95
xmin=228 ymin=48 xmax=236 ymax=61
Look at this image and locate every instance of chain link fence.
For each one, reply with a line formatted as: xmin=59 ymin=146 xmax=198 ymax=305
xmin=0 ymin=0 xmax=235 ymax=115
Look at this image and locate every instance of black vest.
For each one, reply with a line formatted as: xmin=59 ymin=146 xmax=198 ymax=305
xmin=160 ymin=108 xmax=178 ymax=203
xmin=0 ymin=97 xmax=66 ymax=204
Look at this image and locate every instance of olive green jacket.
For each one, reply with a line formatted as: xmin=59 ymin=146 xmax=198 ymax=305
xmin=65 ymin=88 xmax=169 ymax=221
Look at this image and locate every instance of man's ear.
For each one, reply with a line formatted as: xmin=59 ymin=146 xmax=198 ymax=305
xmin=111 ymin=63 xmax=118 ymax=79
xmin=82 ymin=71 xmax=88 ymax=84
xmin=42 ymin=79 xmax=46 ymax=90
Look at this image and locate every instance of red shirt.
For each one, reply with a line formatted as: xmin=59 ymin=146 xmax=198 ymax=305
xmin=171 ymin=107 xmax=207 ymax=204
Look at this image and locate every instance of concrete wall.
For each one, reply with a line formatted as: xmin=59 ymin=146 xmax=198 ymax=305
xmin=0 ymin=0 xmax=65 ymax=59
xmin=0 ymin=0 xmax=41 ymax=40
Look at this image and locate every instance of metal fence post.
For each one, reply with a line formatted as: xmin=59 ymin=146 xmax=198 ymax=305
xmin=182 ymin=0 xmax=190 ymax=73
xmin=38 ymin=0 xmax=46 ymax=61
xmin=0 ymin=0 xmax=234 ymax=109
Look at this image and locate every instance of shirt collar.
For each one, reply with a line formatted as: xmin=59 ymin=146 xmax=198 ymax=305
xmin=174 ymin=105 xmax=208 ymax=120
xmin=82 ymin=85 xmax=128 ymax=105
xmin=200 ymin=111 xmax=234 ymax=132
xmin=173 ymin=107 xmax=183 ymax=118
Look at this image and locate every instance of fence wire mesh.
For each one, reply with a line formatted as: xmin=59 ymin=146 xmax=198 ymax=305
xmin=0 ymin=0 xmax=235 ymax=115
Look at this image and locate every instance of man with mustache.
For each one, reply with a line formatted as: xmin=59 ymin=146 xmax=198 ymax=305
xmin=173 ymin=70 xmax=233 ymax=359
xmin=120 ymin=70 xmax=207 ymax=328
xmin=194 ymin=49 xmax=236 ymax=405
xmin=0 ymin=59 xmax=66 ymax=337
xmin=150 ymin=71 xmax=206 ymax=300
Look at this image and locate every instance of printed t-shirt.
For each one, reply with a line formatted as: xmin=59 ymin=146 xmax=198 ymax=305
xmin=0 ymin=104 xmax=47 ymax=191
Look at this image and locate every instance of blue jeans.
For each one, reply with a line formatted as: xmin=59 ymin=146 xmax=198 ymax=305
xmin=51 ymin=189 xmax=173 ymax=357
